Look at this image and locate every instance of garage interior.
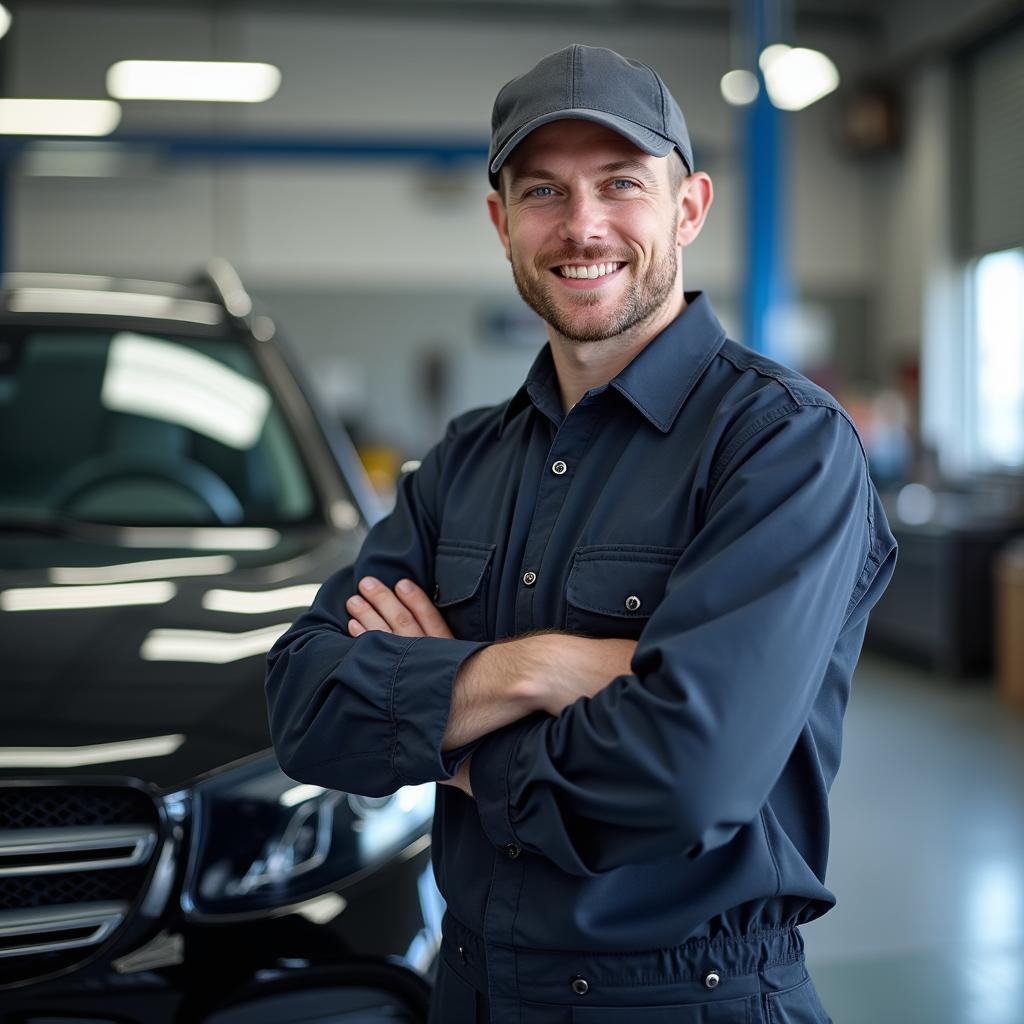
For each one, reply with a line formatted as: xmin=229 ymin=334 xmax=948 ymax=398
xmin=2 ymin=0 xmax=1024 ymax=1021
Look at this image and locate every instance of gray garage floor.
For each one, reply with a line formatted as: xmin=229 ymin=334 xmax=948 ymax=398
xmin=802 ymin=653 xmax=1024 ymax=1024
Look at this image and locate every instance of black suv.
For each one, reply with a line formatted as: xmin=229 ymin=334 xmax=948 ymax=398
xmin=0 ymin=264 xmax=438 ymax=1022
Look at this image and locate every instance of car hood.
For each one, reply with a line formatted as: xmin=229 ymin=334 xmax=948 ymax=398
xmin=0 ymin=523 xmax=360 ymax=790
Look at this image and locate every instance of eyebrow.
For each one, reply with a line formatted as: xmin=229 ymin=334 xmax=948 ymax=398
xmin=509 ymin=158 xmax=659 ymax=189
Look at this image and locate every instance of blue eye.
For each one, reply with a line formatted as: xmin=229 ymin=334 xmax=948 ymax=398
xmin=529 ymin=186 xmax=556 ymax=198
xmin=612 ymin=179 xmax=638 ymax=190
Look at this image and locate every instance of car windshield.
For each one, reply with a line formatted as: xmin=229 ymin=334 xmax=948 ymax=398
xmin=0 ymin=327 xmax=318 ymax=526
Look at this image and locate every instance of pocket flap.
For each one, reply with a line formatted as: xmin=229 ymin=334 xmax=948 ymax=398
xmin=434 ymin=540 xmax=495 ymax=607
xmin=566 ymin=547 xmax=681 ymax=618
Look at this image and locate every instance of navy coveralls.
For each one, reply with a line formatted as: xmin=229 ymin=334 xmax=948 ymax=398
xmin=266 ymin=293 xmax=897 ymax=1023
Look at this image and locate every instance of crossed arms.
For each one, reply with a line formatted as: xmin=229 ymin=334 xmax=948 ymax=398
xmin=266 ymin=404 xmax=887 ymax=874
xmin=343 ymin=572 xmax=637 ymax=796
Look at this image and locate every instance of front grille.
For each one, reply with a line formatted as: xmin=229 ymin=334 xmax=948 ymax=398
xmin=0 ymin=867 xmax=142 ymax=912
xmin=0 ymin=787 xmax=153 ymax=830
xmin=0 ymin=784 xmax=161 ymax=988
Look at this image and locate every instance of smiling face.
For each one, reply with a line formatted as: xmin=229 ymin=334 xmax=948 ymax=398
xmin=487 ymin=119 xmax=708 ymax=346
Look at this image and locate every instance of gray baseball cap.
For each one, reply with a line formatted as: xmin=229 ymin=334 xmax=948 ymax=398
xmin=488 ymin=44 xmax=694 ymax=190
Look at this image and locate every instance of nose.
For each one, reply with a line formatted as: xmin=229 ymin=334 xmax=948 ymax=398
xmin=558 ymin=191 xmax=607 ymax=245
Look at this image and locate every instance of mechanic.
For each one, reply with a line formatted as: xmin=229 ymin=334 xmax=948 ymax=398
xmin=267 ymin=44 xmax=897 ymax=1024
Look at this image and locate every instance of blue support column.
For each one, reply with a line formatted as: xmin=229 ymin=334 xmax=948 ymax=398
xmin=742 ymin=0 xmax=791 ymax=357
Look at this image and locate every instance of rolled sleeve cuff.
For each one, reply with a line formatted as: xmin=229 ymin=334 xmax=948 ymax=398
xmin=392 ymin=636 xmax=491 ymax=784
xmin=468 ymin=720 xmax=525 ymax=850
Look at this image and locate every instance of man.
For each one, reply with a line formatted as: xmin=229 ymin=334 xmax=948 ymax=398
xmin=267 ymin=44 xmax=897 ymax=1024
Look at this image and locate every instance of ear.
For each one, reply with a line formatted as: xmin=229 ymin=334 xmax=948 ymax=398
xmin=486 ymin=190 xmax=512 ymax=262
xmin=676 ymin=172 xmax=713 ymax=248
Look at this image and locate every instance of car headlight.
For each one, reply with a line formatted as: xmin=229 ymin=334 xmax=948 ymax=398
xmin=180 ymin=752 xmax=435 ymax=919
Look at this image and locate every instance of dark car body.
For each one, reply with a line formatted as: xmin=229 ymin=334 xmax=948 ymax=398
xmin=0 ymin=265 xmax=438 ymax=1022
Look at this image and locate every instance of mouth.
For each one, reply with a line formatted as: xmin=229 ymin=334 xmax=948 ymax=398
xmin=549 ymin=261 xmax=627 ymax=289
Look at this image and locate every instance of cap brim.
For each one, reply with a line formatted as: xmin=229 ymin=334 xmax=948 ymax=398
xmin=489 ymin=108 xmax=674 ymax=188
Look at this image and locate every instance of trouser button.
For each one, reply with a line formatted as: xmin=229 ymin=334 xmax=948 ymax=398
xmin=704 ymin=970 xmax=721 ymax=989
xmin=571 ymin=976 xmax=589 ymax=996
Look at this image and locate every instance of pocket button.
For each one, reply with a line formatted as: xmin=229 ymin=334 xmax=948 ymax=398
xmin=704 ymin=970 xmax=721 ymax=989
xmin=624 ymin=594 xmax=642 ymax=612
xmin=571 ymin=976 xmax=589 ymax=996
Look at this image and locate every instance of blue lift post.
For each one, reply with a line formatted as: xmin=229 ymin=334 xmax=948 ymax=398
xmin=742 ymin=0 xmax=791 ymax=357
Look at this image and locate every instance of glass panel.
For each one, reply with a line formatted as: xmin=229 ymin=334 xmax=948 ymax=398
xmin=972 ymin=248 xmax=1024 ymax=469
xmin=0 ymin=329 xmax=317 ymax=525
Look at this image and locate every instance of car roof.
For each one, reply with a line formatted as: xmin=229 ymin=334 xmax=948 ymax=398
xmin=0 ymin=263 xmax=254 ymax=330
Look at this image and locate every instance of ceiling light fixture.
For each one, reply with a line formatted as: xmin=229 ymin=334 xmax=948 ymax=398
xmin=721 ymin=69 xmax=760 ymax=107
xmin=759 ymin=44 xmax=840 ymax=111
xmin=0 ymin=99 xmax=121 ymax=137
xmin=107 ymin=60 xmax=281 ymax=103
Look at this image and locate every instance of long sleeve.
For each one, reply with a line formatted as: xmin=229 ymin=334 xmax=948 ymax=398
xmin=265 ymin=426 xmax=488 ymax=797
xmin=470 ymin=404 xmax=897 ymax=875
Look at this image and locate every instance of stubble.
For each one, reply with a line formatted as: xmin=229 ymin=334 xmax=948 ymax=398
xmin=510 ymin=220 xmax=680 ymax=343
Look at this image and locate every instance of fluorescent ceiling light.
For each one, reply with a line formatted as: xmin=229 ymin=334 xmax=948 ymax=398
xmin=1 ymin=581 xmax=176 ymax=612
xmin=107 ymin=61 xmax=281 ymax=103
xmin=102 ymin=332 xmax=271 ymax=450
xmin=0 ymin=734 xmax=185 ymax=769
xmin=759 ymin=45 xmax=840 ymax=112
xmin=140 ymin=623 xmax=291 ymax=664
xmin=50 ymin=555 xmax=236 ymax=585
xmin=202 ymin=584 xmax=320 ymax=615
xmin=0 ymin=5 xmax=11 ymax=42
xmin=0 ymin=99 xmax=121 ymax=137
xmin=20 ymin=141 xmax=157 ymax=179
xmin=720 ymin=69 xmax=760 ymax=107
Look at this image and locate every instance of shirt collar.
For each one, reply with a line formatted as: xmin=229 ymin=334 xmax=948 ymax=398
xmin=498 ymin=292 xmax=727 ymax=437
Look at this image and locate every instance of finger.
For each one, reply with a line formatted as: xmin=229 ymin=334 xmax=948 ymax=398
xmin=357 ymin=577 xmax=424 ymax=637
xmin=345 ymin=593 xmax=390 ymax=633
xmin=347 ymin=618 xmax=366 ymax=637
xmin=396 ymin=578 xmax=454 ymax=639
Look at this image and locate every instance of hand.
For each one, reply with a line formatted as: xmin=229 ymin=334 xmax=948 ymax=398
xmin=346 ymin=576 xmax=454 ymax=639
xmin=438 ymin=753 xmax=474 ymax=798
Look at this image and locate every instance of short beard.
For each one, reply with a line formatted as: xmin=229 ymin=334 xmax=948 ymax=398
xmin=510 ymin=222 xmax=680 ymax=343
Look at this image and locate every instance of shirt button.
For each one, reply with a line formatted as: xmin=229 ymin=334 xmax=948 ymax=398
xmin=624 ymin=594 xmax=642 ymax=612
xmin=505 ymin=843 xmax=521 ymax=859
xmin=552 ymin=460 xmax=568 ymax=475
xmin=571 ymin=977 xmax=590 ymax=996
xmin=704 ymin=971 xmax=721 ymax=989
xmin=433 ymin=583 xmax=440 ymax=601
xmin=522 ymin=571 xmax=537 ymax=587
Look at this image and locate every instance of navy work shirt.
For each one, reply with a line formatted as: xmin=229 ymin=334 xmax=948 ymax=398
xmin=266 ymin=292 xmax=897 ymax=990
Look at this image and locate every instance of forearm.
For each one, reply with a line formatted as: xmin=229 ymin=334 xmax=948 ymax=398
xmin=441 ymin=640 xmax=541 ymax=750
xmin=442 ymin=632 xmax=638 ymax=750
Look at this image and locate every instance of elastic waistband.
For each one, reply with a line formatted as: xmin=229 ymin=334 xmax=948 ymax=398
xmin=441 ymin=913 xmax=808 ymax=1005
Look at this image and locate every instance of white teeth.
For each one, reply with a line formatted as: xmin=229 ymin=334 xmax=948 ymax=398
xmin=559 ymin=262 xmax=620 ymax=280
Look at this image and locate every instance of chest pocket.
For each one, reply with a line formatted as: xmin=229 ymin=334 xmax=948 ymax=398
xmin=434 ymin=538 xmax=495 ymax=641
xmin=565 ymin=545 xmax=683 ymax=639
